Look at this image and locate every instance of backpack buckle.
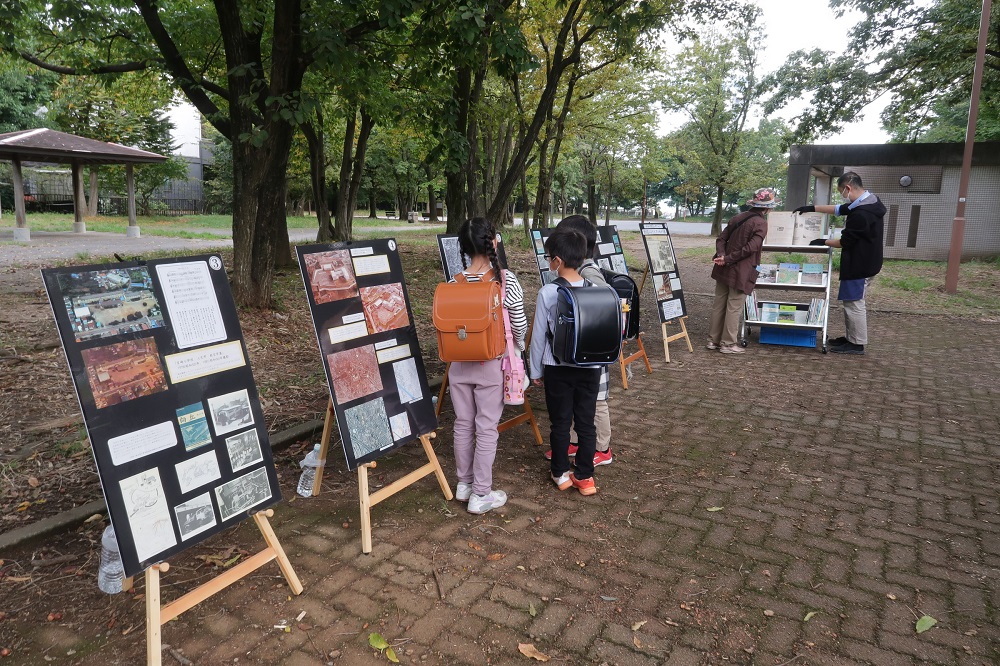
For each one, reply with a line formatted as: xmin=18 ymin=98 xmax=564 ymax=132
xmin=458 ymin=327 xmax=467 ymax=341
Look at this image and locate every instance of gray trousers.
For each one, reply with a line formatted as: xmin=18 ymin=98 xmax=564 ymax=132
xmin=842 ymin=277 xmax=872 ymax=345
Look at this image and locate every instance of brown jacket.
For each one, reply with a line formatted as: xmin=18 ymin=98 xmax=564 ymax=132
xmin=711 ymin=210 xmax=768 ymax=295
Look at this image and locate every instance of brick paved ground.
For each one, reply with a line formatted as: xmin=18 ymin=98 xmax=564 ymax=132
xmin=6 ymin=235 xmax=1000 ymax=665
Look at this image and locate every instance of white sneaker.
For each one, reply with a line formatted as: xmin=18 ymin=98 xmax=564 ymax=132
xmin=551 ymin=471 xmax=572 ymax=491
xmin=468 ymin=490 xmax=507 ymax=514
xmin=455 ymin=482 xmax=473 ymax=502
xmin=706 ymin=340 xmax=720 ymax=350
xmin=719 ymin=344 xmax=745 ymax=355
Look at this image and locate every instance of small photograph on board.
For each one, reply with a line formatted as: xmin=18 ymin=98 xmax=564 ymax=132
xmin=537 ymin=255 xmax=549 ymax=271
xmin=176 ymin=402 xmax=212 ymax=451
xmin=392 ymin=357 xmax=422 ymax=404
xmin=215 ymin=467 xmax=272 ymax=522
xmin=439 ymin=235 xmax=469 ymax=279
xmin=653 ymin=274 xmax=673 ymax=301
xmin=207 ymin=388 xmax=254 ymax=436
xmin=344 ymin=397 xmax=394 ymax=459
xmin=533 ymin=235 xmax=545 ymax=255
xmin=174 ymin=450 xmax=222 ymax=494
xmin=647 ymin=237 xmax=676 ymax=274
xmin=326 ymin=345 xmax=384 ymax=404
xmin=541 ymin=270 xmax=558 ymax=285
xmin=81 ymin=337 xmax=168 ymax=409
xmin=610 ymin=254 xmax=627 ymax=275
xmin=302 ymin=250 xmax=358 ymax=304
xmin=56 ymin=267 xmax=164 ymax=342
xmin=174 ymin=492 xmax=217 ymax=541
xmin=225 ymin=428 xmax=264 ymax=473
xmin=597 ymin=258 xmax=611 ymax=271
xmin=360 ymin=283 xmax=410 ymax=334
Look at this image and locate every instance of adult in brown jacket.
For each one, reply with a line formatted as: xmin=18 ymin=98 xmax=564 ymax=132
xmin=708 ymin=187 xmax=776 ymax=354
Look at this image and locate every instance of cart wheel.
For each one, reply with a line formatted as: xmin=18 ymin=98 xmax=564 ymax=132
xmin=740 ymin=339 xmax=748 ymax=347
xmin=822 ymin=345 xmax=828 ymax=354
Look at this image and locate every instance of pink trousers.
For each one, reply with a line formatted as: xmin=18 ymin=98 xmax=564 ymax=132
xmin=449 ymin=359 xmax=504 ymax=497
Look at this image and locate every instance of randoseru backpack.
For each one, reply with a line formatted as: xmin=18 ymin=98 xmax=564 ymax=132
xmin=599 ymin=267 xmax=640 ymax=340
xmin=432 ymin=270 xmax=505 ymax=362
xmin=547 ymin=277 xmax=623 ymax=366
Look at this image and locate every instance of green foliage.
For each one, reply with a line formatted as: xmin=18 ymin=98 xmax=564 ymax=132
xmin=881 ymin=275 xmax=933 ymax=292
xmin=764 ymin=0 xmax=1000 ymax=143
xmin=0 ymin=54 xmax=56 ymax=133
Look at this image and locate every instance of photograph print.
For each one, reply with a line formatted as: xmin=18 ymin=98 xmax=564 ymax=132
xmin=344 ymin=396 xmax=394 ymax=459
xmin=360 ymin=283 xmax=410 ymax=334
xmin=207 ymin=388 xmax=255 ymax=436
xmin=654 ymin=274 xmax=673 ymax=301
xmin=438 ymin=235 xmax=469 ymax=280
xmin=225 ymin=428 xmax=264 ymax=472
xmin=302 ymin=249 xmax=359 ymax=304
xmin=610 ymin=254 xmax=628 ymax=275
xmin=647 ymin=236 xmax=676 ymax=274
xmin=215 ymin=467 xmax=272 ymax=522
xmin=174 ymin=492 xmax=217 ymax=541
xmin=56 ymin=267 xmax=165 ymax=342
xmin=326 ymin=344 xmax=384 ymax=404
xmin=81 ymin=337 xmax=168 ymax=409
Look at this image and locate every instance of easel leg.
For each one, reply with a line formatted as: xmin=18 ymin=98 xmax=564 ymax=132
xmin=638 ymin=335 xmax=653 ymax=373
xmin=680 ymin=317 xmax=694 ymax=352
xmin=358 ymin=463 xmax=374 ymax=554
xmin=523 ymin=400 xmax=543 ymax=445
xmin=662 ymin=323 xmax=670 ymax=363
xmin=436 ymin=365 xmax=450 ymax=418
xmin=312 ymin=399 xmax=335 ymax=497
xmin=146 ymin=564 xmax=164 ymax=666
xmin=619 ymin=347 xmax=629 ymax=389
xmin=254 ymin=511 xmax=303 ymax=594
xmin=420 ymin=433 xmax=454 ymax=500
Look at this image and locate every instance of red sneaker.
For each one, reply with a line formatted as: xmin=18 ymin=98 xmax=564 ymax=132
xmin=544 ymin=444 xmax=578 ymax=460
xmin=593 ymin=449 xmax=613 ymax=466
xmin=569 ymin=473 xmax=597 ymax=496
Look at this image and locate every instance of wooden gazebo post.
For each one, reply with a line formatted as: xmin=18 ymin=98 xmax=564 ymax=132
xmin=71 ymin=160 xmax=86 ymax=233
xmin=126 ymin=163 xmax=140 ymax=238
xmin=11 ymin=157 xmax=29 ymax=241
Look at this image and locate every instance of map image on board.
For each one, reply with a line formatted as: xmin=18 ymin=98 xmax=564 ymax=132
xmin=344 ymin=397 xmax=393 ymax=458
xmin=57 ymin=268 xmax=164 ymax=342
xmin=327 ymin=345 xmax=383 ymax=404
xmin=81 ymin=337 xmax=168 ymax=409
xmin=302 ymin=250 xmax=358 ymax=304
xmin=360 ymin=283 xmax=410 ymax=334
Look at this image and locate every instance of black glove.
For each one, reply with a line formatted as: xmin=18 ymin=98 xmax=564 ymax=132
xmin=808 ymin=238 xmax=827 ymax=246
xmin=794 ymin=205 xmax=816 ymax=214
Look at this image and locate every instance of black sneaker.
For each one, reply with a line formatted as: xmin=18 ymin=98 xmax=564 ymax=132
xmin=831 ymin=341 xmax=864 ymax=354
xmin=827 ymin=336 xmax=848 ymax=346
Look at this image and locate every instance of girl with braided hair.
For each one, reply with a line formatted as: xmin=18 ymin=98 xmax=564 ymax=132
xmin=449 ymin=217 xmax=527 ymax=514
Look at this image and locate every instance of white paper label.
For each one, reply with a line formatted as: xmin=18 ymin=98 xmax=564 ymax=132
xmin=107 ymin=421 xmax=177 ymax=466
xmin=155 ymin=261 xmax=227 ymax=349
xmin=328 ymin=320 xmax=369 ymax=345
xmin=353 ymin=255 xmax=391 ymax=276
xmin=164 ymin=340 xmax=246 ymax=384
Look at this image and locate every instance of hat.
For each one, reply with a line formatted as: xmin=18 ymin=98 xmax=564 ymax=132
xmin=746 ymin=187 xmax=780 ymax=209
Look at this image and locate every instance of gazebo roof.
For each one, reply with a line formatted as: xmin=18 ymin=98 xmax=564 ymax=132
xmin=0 ymin=128 xmax=167 ymax=165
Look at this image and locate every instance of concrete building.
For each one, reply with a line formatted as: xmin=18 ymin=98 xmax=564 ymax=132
xmin=786 ymin=142 xmax=1000 ymax=260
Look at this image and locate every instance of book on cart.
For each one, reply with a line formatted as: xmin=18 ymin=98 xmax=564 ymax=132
xmin=757 ymin=264 xmax=777 ymax=284
xmin=776 ymin=263 xmax=801 ymax=285
xmin=777 ymin=304 xmax=798 ymax=323
xmin=746 ymin=292 xmax=759 ymax=320
xmin=807 ymin=297 xmax=826 ymax=325
xmin=761 ymin=303 xmax=779 ymax=323
xmin=800 ymin=263 xmax=825 ymax=286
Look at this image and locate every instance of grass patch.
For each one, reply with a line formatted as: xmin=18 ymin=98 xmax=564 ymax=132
xmin=880 ymin=275 xmax=932 ymax=292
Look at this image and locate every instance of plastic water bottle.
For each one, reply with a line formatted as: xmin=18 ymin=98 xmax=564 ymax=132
xmin=296 ymin=444 xmax=323 ymax=497
xmin=97 ymin=525 xmax=125 ymax=594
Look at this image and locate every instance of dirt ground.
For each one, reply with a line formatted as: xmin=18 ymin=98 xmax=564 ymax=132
xmin=2 ymin=230 xmax=1000 ymax=665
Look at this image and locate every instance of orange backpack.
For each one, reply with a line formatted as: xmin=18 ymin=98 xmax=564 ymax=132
xmin=432 ymin=270 xmax=505 ymax=362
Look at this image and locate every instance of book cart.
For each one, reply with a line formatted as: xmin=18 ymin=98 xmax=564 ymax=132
xmin=739 ymin=244 xmax=834 ymax=353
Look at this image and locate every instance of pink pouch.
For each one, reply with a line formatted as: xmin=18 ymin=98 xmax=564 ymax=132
xmin=501 ymin=271 xmax=526 ymax=405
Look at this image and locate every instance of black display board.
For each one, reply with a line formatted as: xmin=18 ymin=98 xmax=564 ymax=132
xmin=297 ymin=240 xmax=437 ymax=471
xmin=639 ymin=223 xmax=688 ymax=322
xmin=436 ymin=232 xmax=509 ymax=280
xmin=41 ymin=255 xmax=281 ymax=577
xmin=530 ymin=224 xmax=629 ymax=284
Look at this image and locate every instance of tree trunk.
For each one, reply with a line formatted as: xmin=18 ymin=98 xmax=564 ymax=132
xmin=712 ymin=184 xmax=725 ymax=236
xmin=303 ymin=110 xmax=334 ymax=242
xmin=343 ymin=108 xmax=374 ymax=237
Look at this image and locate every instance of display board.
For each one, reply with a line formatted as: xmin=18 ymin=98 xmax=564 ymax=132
xmin=41 ymin=255 xmax=281 ymax=577
xmin=530 ymin=224 xmax=628 ymax=284
xmin=437 ymin=232 xmax=509 ymax=280
xmin=639 ymin=223 xmax=687 ymax=323
xmin=297 ymin=240 xmax=437 ymax=471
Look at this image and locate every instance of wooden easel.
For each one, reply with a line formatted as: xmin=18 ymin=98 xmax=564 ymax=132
xmin=618 ymin=334 xmax=653 ymax=388
xmin=435 ymin=364 xmax=543 ymax=444
xmin=639 ymin=265 xmax=693 ymax=363
xmin=310 ymin=400 xmax=453 ymax=553
xmin=661 ymin=318 xmax=693 ymax=362
xmin=357 ymin=432 xmax=452 ymax=553
xmin=144 ymin=509 xmax=302 ymax=666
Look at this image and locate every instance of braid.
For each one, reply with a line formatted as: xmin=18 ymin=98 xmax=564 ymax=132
xmin=485 ymin=239 xmax=501 ymax=282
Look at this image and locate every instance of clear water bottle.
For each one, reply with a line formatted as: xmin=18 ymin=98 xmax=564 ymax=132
xmin=296 ymin=444 xmax=324 ymax=497
xmin=97 ymin=524 xmax=125 ymax=594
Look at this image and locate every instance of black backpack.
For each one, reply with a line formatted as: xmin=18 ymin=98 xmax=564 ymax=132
xmin=548 ymin=278 xmax=623 ymax=366
xmin=598 ymin=267 xmax=640 ymax=340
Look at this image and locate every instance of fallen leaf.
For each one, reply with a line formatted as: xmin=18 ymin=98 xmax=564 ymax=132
xmin=46 ymin=612 xmax=62 ymax=622
xmin=763 ymin=610 xmax=775 ymax=617
xmin=468 ymin=541 xmax=482 ymax=551
xmin=368 ymin=632 xmax=389 ymax=650
xmin=886 ymin=593 xmax=897 ymax=600
xmin=84 ymin=514 xmax=103 ymax=523
xmin=15 ymin=501 xmax=31 ymax=512
xmin=486 ymin=553 xmax=505 ymax=561
xmin=631 ymin=620 xmax=647 ymax=631
xmin=633 ymin=636 xmax=643 ymax=648
xmin=517 ymin=643 xmax=550 ymax=662
xmin=600 ymin=596 xmax=618 ymax=601
xmin=28 ymin=477 xmax=40 ymax=488
xmin=915 ymin=615 xmax=937 ymax=633
xmin=804 ymin=611 xmax=817 ymax=622
xmin=528 ymin=603 xmax=537 ymax=617
xmin=706 ymin=506 xmax=723 ymax=512
xmin=386 ymin=647 xmax=399 ymax=663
